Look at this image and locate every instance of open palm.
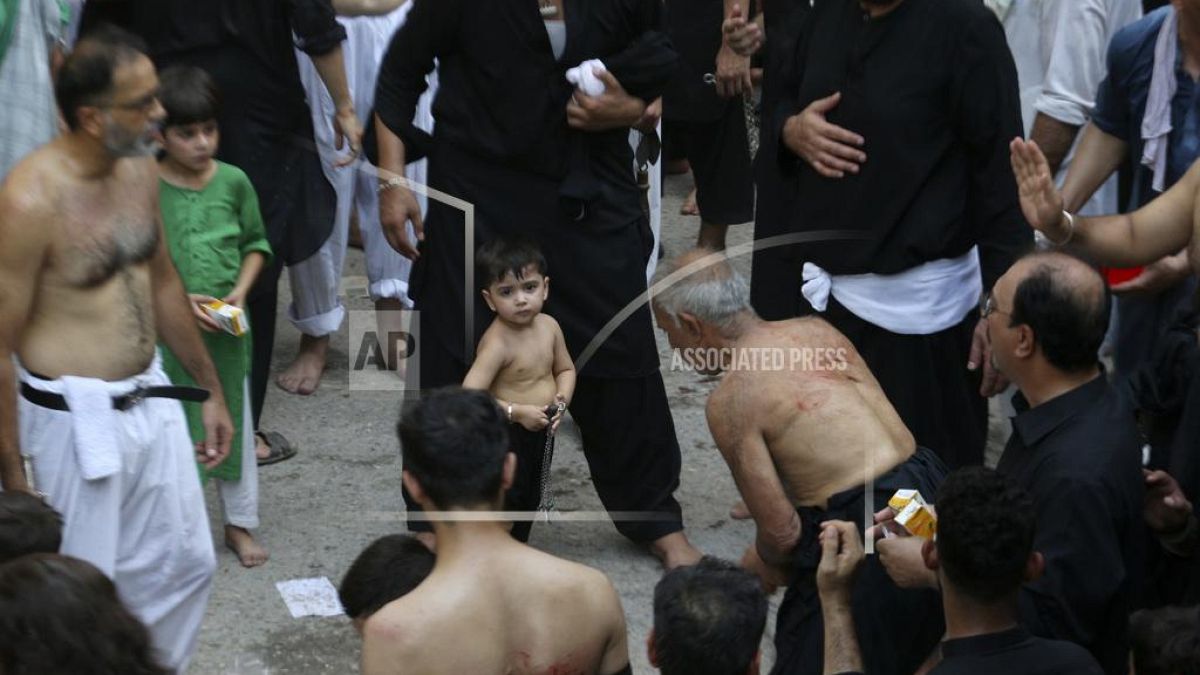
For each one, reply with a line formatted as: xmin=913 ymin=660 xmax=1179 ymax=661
xmin=1010 ymin=138 xmax=1064 ymax=233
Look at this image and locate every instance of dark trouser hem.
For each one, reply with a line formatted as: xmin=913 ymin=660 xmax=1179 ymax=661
xmin=771 ymin=447 xmax=948 ymax=675
xmin=676 ymin=102 xmax=756 ymax=226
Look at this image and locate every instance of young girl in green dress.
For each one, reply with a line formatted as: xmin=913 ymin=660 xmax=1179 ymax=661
xmin=156 ymin=65 xmax=272 ymax=567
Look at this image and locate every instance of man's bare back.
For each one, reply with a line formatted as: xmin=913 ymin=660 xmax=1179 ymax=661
xmin=707 ymin=317 xmax=914 ymax=508
xmin=3 ymin=141 xmax=161 ymax=381
xmin=362 ymin=530 xmax=628 ymax=675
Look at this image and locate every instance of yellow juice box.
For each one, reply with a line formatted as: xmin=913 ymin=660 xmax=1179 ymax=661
xmin=200 ymin=300 xmax=247 ymax=337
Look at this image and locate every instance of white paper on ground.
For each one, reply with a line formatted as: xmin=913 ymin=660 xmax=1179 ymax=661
xmin=275 ymin=577 xmax=344 ymax=619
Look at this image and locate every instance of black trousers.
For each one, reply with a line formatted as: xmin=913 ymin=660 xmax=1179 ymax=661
xmin=507 ymin=423 xmax=551 ymax=543
xmin=772 ymin=448 xmax=948 ymax=675
xmin=807 ymin=297 xmax=987 ymax=469
xmin=405 ymin=337 xmax=684 ymax=543
xmin=248 ymin=255 xmax=284 ymax=428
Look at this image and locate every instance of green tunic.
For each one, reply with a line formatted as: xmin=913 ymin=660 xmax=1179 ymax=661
xmin=159 ymin=161 xmax=272 ymax=482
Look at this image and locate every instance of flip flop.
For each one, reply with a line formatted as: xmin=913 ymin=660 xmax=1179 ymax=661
xmin=256 ymin=431 xmax=297 ymax=466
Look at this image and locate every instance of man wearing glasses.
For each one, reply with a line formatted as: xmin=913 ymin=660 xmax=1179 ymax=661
xmin=888 ymin=250 xmax=1144 ymax=675
xmin=0 ymin=26 xmax=230 ymax=672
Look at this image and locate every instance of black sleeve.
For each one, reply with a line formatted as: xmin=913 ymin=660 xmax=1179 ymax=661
xmin=602 ymin=29 xmax=680 ymax=103
xmin=287 ymin=0 xmax=346 ymax=56
xmin=950 ymin=12 xmax=1033 ymax=290
xmin=373 ymin=0 xmax=460 ymax=163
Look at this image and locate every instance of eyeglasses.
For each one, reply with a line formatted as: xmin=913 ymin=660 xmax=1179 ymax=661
xmin=980 ymin=292 xmax=1010 ymax=319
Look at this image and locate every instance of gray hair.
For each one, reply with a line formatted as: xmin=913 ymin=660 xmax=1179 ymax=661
xmin=651 ymin=250 xmax=753 ymax=334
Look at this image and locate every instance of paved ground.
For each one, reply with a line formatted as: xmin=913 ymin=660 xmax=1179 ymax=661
xmin=190 ymin=173 xmax=1008 ymax=674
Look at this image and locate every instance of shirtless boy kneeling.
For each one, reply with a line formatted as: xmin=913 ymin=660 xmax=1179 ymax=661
xmin=365 ymin=388 xmax=630 ymax=675
xmin=463 ymin=238 xmax=576 ymax=542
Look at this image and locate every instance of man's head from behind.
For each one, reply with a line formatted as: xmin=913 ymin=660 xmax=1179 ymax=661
xmin=339 ymin=534 xmax=436 ymax=635
xmin=1129 ymin=605 xmax=1200 ymax=675
xmin=986 ymin=252 xmax=1108 ymax=384
xmin=397 ymin=387 xmax=514 ymax=511
xmin=651 ymin=249 xmax=755 ymax=362
xmin=56 ymin=24 xmax=164 ymax=157
xmin=0 ymin=493 xmax=63 ymax=564
xmin=922 ymin=467 xmax=1042 ymax=606
xmin=650 ymin=556 xmax=768 ymax=675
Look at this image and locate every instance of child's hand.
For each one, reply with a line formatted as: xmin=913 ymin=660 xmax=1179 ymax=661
xmin=189 ymin=294 xmax=221 ymax=333
xmin=513 ymin=404 xmax=550 ymax=432
xmin=549 ymin=394 xmax=568 ymax=433
xmin=222 ymin=290 xmax=247 ymax=309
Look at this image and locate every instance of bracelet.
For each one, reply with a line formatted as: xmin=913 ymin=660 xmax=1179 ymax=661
xmin=1048 ymin=210 xmax=1075 ymax=246
xmin=377 ymin=175 xmax=405 ymax=194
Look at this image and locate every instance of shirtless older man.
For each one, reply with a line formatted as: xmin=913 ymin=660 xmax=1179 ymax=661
xmin=0 ymin=27 xmax=231 ymax=671
xmin=651 ymin=249 xmax=947 ymax=675
xmin=363 ymin=387 xmax=631 ymax=675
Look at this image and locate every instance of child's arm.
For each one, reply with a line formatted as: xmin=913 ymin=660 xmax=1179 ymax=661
xmin=549 ymin=319 xmax=575 ymax=432
xmin=222 ymin=251 xmax=265 ymax=309
xmin=464 ymin=333 xmax=550 ymax=432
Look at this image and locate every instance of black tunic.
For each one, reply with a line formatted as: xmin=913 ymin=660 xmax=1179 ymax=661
xmin=769 ymin=0 xmax=1030 ymax=288
xmin=998 ymin=375 xmax=1146 ymax=675
xmin=929 ymin=628 xmax=1104 ymax=675
xmin=374 ymin=0 xmax=677 ymax=378
xmin=79 ymin=0 xmax=344 ymax=264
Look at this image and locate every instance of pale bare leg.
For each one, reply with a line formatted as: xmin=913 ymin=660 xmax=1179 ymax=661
xmin=224 ymin=525 xmax=269 ymax=568
xmin=680 ymin=187 xmax=699 ymax=216
xmin=276 ymin=333 xmax=328 ymax=395
xmin=649 ymin=531 xmax=703 ymax=570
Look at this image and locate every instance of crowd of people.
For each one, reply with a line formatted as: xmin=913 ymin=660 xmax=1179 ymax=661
xmin=2 ymin=0 xmax=1200 ymax=673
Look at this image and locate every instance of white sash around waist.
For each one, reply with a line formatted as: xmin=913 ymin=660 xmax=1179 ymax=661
xmin=801 ymin=247 xmax=983 ymax=335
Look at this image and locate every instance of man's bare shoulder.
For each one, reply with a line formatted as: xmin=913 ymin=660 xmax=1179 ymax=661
xmin=706 ymin=377 xmax=760 ymax=450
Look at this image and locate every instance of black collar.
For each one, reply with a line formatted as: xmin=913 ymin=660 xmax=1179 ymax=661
xmin=1010 ymin=372 xmax=1107 ymax=447
xmin=941 ymin=626 xmax=1031 ymax=659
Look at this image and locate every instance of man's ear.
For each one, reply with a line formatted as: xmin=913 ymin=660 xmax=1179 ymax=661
xmin=402 ymin=470 xmax=426 ymax=506
xmin=646 ymin=630 xmax=659 ymax=668
xmin=501 ymin=452 xmax=516 ymax=492
xmin=1024 ymin=551 xmax=1045 ymax=583
xmin=76 ymin=106 xmax=105 ymax=139
xmin=1015 ymin=325 xmax=1036 ymax=359
xmin=679 ymin=311 xmax=703 ymax=339
xmin=481 ymin=288 xmax=496 ymax=312
xmin=921 ymin=538 xmax=939 ymax=572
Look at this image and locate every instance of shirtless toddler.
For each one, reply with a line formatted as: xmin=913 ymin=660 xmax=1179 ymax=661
xmin=463 ymin=238 xmax=576 ymax=542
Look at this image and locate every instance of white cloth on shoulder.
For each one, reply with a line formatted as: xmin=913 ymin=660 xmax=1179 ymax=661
xmin=1142 ymin=7 xmax=1178 ymax=193
xmin=801 ymin=247 xmax=983 ymax=335
xmin=567 ymin=59 xmax=608 ymax=96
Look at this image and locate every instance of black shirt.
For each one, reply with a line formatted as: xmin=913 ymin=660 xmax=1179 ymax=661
xmin=774 ymin=0 xmax=1030 ymax=288
xmin=930 ymin=627 xmax=1104 ymax=675
xmin=998 ymin=374 xmax=1146 ymax=675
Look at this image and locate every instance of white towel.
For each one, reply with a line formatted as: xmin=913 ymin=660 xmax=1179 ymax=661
xmin=1142 ymin=8 xmax=1178 ymax=194
xmin=566 ymin=59 xmax=608 ymax=97
xmin=58 ymin=376 xmax=122 ymax=480
xmin=801 ymin=247 xmax=983 ymax=335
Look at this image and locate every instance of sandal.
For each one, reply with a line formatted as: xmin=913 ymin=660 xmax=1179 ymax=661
xmin=256 ymin=431 xmax=297 ymax=466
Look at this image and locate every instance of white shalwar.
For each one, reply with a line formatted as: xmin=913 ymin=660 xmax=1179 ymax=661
xmin=289 ymin=5 xmax=437 ymax=336
xmin=17 ymin=354 xmax=216 ymax=673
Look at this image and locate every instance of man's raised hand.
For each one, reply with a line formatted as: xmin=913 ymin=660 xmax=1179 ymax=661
xmin=1010 ymin=138 xmax=1069 ymax=239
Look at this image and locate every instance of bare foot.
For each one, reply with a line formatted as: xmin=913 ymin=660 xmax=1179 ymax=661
xmin=730 ymin=500 xmax=752 ymax=520
xmin=415 ymin=532 xmax=437 ymax=553
xmin=224 ymin=525 xmax=269 ymax=568
xmin=649 ymin=532 xmax=703 ymax=570
xmin=255 ymin=432 xmax=271 ymax=461
xmin=697 ymin=221 xmax=728 ymax=251
xmin=276 ymin=333 xmax=329 ymax=395
xmin=680 ymin=187 xmax=699 ymax=216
